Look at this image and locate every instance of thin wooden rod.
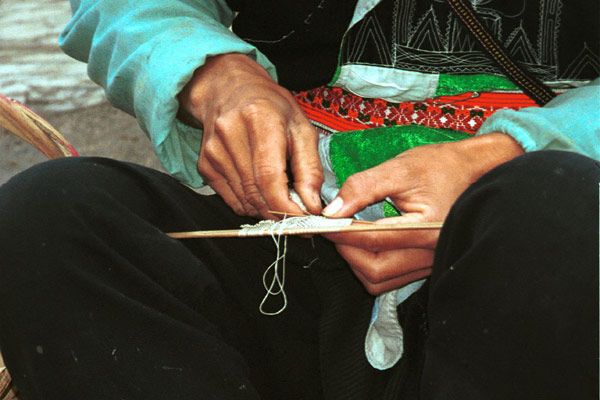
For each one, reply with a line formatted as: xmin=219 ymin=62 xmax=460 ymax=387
xmin=268 ymin=210 xmax=374 ymax=224
xmin=268 ymin=210 xmax=308 ymax=217
xmin=166 ymin=221 xmax=443 ymax=239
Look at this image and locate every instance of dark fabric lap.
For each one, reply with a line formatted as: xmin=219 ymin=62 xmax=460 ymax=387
xmin=0 ymin=151 xmax=597 ymax=399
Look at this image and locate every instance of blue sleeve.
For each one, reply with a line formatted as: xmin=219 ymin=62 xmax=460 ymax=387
xmin=59 ymin=0 xmax=277 ymax=187
xmin=477 ymin=78 xmax=600 ymax=162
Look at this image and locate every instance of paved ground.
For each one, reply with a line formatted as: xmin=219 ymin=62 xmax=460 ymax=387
xmin=0 ymin=103 xmax=164 ymax=186
xmin=0 ymin=0 xmax=164 ymax=186
xmin=0 ymin=0 xmax=105 ymax=113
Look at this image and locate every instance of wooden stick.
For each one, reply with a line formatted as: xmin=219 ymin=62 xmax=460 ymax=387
xmin=0 ymin=94 xmax=77 ymax=159
xmin=268 ymin=210 xmax=374 ymax=224
xmin=166 ymin=221 xmax=443 ymax=239
xmin=267 ymin=210 xmax=307 ymax=217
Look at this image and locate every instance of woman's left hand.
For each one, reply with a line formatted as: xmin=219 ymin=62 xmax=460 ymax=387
xmin=322 ymin=133 xmax=524 ymax=295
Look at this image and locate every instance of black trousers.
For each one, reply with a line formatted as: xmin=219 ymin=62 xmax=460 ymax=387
xmin=0 ymin=151 xmax=597 ymax=400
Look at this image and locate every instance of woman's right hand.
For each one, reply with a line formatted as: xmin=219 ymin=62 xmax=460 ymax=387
xmin=178 ymin=53 xmax=324 ymax=219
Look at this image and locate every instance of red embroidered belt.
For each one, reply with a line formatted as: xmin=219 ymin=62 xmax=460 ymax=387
xmin=293 ymin=86 xmax=540 ymax=135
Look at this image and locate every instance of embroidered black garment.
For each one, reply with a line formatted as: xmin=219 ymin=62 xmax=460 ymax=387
xmin=227 ymin=0 xmax=600 ymax=89
xmin=341 ymin=0 xmax=600 ymax=82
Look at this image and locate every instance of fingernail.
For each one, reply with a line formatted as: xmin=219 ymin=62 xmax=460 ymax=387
xmin=322 ymin=197 xmax=343 ymax=217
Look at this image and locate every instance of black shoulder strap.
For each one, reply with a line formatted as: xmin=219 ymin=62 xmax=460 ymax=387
xmin=446 ymin=0 xmax=556 ymax=106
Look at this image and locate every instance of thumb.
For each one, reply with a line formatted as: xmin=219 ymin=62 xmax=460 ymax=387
xmin=322 ymin=166 xmax=401 ymax=218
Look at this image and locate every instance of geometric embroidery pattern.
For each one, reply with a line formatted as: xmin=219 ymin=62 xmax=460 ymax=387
xmin=293 ymin=86 xmax=541 ymax=135
xmin=341 ymin=0 xmax=599 ymax=83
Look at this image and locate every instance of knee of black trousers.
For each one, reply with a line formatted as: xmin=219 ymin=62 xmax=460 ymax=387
xmin=0 ymin=157 xmax=170 ymax=293
xmin=1 ymin=157 xmax=111 ymax=225
xmin=433 ymin=150 xmax=599 ymax=276
xmin=0 ymin=156 xmax=192 ymax=236
xmin=0 ymin=158 xmax=257 ymax=399
xmin=1 ymin=157 xmax=146 ymax=214
xmin=423 ymin=151 xmax=599 ymax=399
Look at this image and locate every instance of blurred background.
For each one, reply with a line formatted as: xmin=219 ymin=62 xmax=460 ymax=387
xmin=0 ymin=0 xmax=163 ymax=185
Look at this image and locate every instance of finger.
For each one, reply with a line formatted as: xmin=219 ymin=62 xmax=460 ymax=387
xmin=336 ymin=244 xmax=433 ymax=295
xmin=322 ymin=159 xmax=406 ymax=218
xmin=323 ymin=215 xmax=440 ymax=251
xmin=212 ymin=111 xmax=271 ymax=216
xmin=288 ymin=116 xmax=324 ymax=215
xmin=199 ymin=135 xmax=259 ymax=216
xmin=356 ymin=268 xmax=432 ymax=296
xmin=336 ymin=245 xmax=434 ymax=282
xmin=243 ymin=109 xmax=308 ymax=217
xmin=205 ymin=178 xmax=249 ymax=216
xmin=200 ymin=156 xmax=260 ymax=217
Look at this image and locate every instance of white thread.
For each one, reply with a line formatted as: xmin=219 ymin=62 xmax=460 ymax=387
xmin=303 ymin=258 xmax=319 ymax=269
xmin=239 ymin=215 xmax=353 ymax=236
xmin=240 ymin=215 xmax=353 ymax=316
xmin=258 ymin=217 xmax=289 ymax=316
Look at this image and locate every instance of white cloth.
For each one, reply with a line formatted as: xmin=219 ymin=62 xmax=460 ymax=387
xmin=364 ymin=280 xmax=425 ymax=370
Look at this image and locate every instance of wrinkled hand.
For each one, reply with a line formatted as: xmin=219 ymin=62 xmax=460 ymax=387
xmin=178 ymin=53 xmax=323 ymax=219
xmin=322 ymin=134 xmax=524 ymax=295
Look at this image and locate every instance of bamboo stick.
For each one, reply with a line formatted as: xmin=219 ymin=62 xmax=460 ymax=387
xmin=166 ymin=221 xmax=443 ymax=239
xmin=0 ymin=93 xmax=77 ymax=159
xmin=268 ymin=210 xmax=374 ymax=224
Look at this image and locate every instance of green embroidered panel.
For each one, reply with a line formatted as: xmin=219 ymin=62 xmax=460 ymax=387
xmin=435 ymin=74 xmax=518 ymax=97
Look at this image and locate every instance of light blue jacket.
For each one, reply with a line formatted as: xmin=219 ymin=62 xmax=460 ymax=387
xmin=59 ymin=0 xmax=277 ymax=187
xmin=59 ymin=0 xmax=599 ymax=189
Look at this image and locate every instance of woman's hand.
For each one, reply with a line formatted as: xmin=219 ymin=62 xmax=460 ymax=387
xmin=178 ymin=53 xmax=324 ymax=219
xmin=322 ymin=133 xmax=524 ymax=295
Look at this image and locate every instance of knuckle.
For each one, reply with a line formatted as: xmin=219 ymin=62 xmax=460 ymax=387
xmin=241 ymin=179 xmax=258 ymax=193
xmin=240 ymin=100 xmax=272 ymax=120
xmin=201 ymin=137 xmax=219 ymax=155
xmin=300 ymin=165 xmax=325 ymax=185
xmin=197 ymin=161 xmax=213 ymax=178
xmin=241 ymin=181 xmax=266 ymax=207
xmin=367 ymin=236 xmax=387 ymax=253
xmin=246 ymin=193 xmax=264 ymax=208
xmin=344 ymin=173 xmax=365 ymax=189
xmin=199 ymin=149 xmax=218 ymax=169
xmin=362 ymin=265 xmax=387 ymax=285
xmin=197 ymin=156 xmax=220 ymax=178
xmin=240 ymin=200 xmax=257 ymax=216
xmin=233 ymin=207 xmax=248 ymax=216
xmin=254 ymin=165 xmax=284 ymax=185
xmin=199 ymin=148 xmax=230 ymax=177
xmin=213 ymin=114 xmax=236 ymax=135
xmin=364 ymin=283 xmax=383 ymax=296
xmin=343 ymin=171 xmax=380 ymax=203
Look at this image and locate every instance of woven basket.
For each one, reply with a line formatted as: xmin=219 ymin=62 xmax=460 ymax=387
xmin=0 ymin=94 xmax=78 ymax=159
xmin=0 ymin=364 xmax=18 ymax=400
xmin=0 ymin=94 xmax=77 ymax=400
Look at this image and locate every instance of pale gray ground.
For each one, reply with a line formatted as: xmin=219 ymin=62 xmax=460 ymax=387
xmin=0 ymin=0 xmax=165 ymax=186
xmin=0 ymin=103 xmax=165 ymax=185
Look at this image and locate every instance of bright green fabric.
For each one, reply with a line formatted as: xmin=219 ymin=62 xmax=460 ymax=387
xmin=435 ymin=74 xmax=518 ymax=96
